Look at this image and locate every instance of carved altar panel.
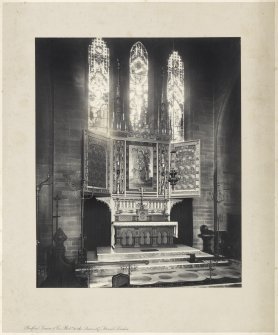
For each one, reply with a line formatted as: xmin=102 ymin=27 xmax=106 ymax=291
xmin=114 ymin=198 xmax=167 ymax=215
xmin=83 ymin=130 xmax=111 ymax=195
xmin=126 ymin=141 xmax=157 ymax=193
xmin=112 ymin=140 xmax=125 ymax=194
xmin=158 ymin=143 xmax=170 ymax=196
xmin=170 ymin=140 xmax=200 ymax=198
xmin=112 ymin=221 xmax=178 ymax=248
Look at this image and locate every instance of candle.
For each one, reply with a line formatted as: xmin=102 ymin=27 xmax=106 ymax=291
xmin=170 ymin=150 xmax=176 ymax=169
xmin=116 ymin=156 xmax=120 ymax=178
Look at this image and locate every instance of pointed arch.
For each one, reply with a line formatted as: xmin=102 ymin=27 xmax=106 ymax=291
xmin=167 ymin=51 xmax=184 ymax=142
xmin=88 ymin=38 xmax=110 ymax=133
xmin=129 ymin=41 xmax=148 ymax=132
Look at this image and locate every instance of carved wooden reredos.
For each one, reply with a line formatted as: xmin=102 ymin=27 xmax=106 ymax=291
xmin=83 ymin=131 xmax=200 ymax=223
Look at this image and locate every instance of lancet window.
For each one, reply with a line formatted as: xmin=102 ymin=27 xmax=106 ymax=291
xmin=167 ymin=51 xmax=184 ymax=142
xmin=88 ymin=38 xmax=110 ymax=132
xmin=129 ymin=42 xmax=148 ymax=132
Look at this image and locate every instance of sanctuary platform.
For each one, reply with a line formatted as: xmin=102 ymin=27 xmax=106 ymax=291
xmin=82 ymin=244 xmax=217 ymax=278
xmin=76 ymin=245 xmax=240 ymax=288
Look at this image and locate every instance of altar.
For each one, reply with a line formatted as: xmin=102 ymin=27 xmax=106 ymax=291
xmin=112 ymin=221 xmax=178 ymax=248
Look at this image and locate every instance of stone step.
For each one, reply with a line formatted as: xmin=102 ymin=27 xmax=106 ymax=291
xmin=91 ymin=254 xmax=213 ymax=265
xmin=79 ymin=245 xmax=228 ymax=281
xmin=96 ymin=246 xmax=208 ymax=262
xmin=97 ymin=252 xmax=202 ymax=262
xmin=77 ymin=259 xmax=229 ymax=277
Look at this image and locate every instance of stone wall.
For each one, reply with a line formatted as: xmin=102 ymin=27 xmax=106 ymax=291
xmin=36 ymin=39 xmax=54 ymax=254
xmin=216 ymin=76 xmax=241 ymax=258
xmin=36 ymin=39 xmax=88 ymax=260
xmin=189 ymin=70 xmax=214 ymax=250
xmin=185 ymin=39 xmax=241 ymax=251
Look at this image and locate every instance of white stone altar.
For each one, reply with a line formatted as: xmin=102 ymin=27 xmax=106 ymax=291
xmin=112 ymin=221 xmax=178 ymax=248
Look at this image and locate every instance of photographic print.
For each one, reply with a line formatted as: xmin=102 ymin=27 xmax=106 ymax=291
xmin=3 ymin=2 xmax=276 ymax=333
xmin=36 ymin=37 xmax=241 ymax=288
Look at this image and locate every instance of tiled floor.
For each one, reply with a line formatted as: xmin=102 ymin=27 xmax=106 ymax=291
xmin=88 ymin=260 xmax=241 ymax=288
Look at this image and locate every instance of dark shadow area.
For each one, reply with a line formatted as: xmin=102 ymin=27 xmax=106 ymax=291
xmin=221 ymin=214 xmax=241 ymax=260
xmin=84 ymin=197 xmax=111 ymax=251
xmin=170 ymin=199 xmax=193 ymax=246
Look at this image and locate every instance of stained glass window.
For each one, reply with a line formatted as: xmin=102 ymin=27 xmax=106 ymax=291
xmin=88 ymin=38 xmax=109 ymax=133
xmin=167 ymin=51 xmax=184 ymax=142
xmin=129 ymin=42 xmax=148 ymax=132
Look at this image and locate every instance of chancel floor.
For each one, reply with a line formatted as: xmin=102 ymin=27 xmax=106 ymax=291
xmin=75 ymin=245 xmax=241 ymax=288
xmin=87 ymin=261 xmax=241 ymax=288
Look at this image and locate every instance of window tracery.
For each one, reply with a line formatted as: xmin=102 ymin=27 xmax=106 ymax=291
xmin=167 ymin=51 xmax=184 ymax=142
xmin=129 ymin=42 xmax=148 ymax=132
xmin=88 ymin=38 xmax=110 ymax=133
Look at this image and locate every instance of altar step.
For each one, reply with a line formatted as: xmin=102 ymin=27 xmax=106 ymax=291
xmin=91 ymin=254 xmax=214 ymax=265
xmin=75 ymin=245 xmax=237 ymax=287
xmin=87 ymin=259 xmax=229 ymax=277
xmin=95 ymin=244 xmax=209 ymax=262
xmin=82 ymin=244 xmax=228 ymax=275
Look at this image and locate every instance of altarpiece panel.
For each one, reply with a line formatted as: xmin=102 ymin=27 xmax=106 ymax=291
xmin=170 ymin=140 xmax=200 ymax=197
xmin=126 ymin=141 xmax=157 ymax=193
xmin=83 ymin=130 xmax=111 ymax=195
